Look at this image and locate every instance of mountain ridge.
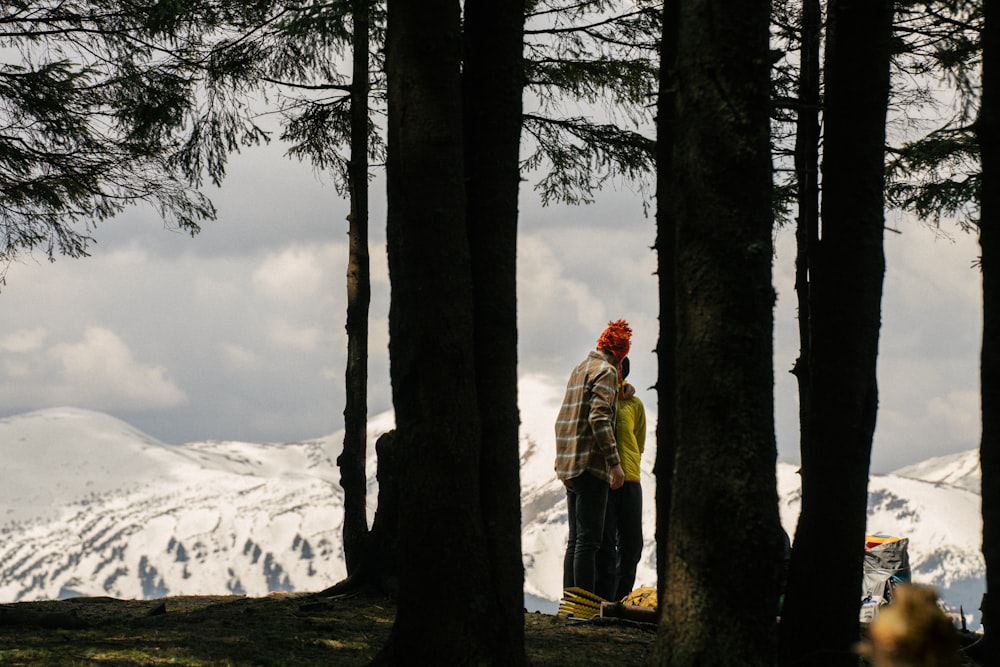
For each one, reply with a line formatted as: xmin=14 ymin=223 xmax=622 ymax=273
xmin=0 ymin=406 xmax=985 ymax=630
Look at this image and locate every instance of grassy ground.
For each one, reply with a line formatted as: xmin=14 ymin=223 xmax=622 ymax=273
xmin=0 ymin=592 xmax=655 ymax=666
xmin=1 ymin=593 xmax=986 ymax=666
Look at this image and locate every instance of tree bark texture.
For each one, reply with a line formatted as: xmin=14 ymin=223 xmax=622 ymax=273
xmin=377 ymin=0 xmax=494 ymax=662
xmin=463 ymin=1 xmax=528 ymax=665
xmin=652 ymin=1 xmax=781 ymax=665
xmin=654 ymin=0 xmax=680 ymax=608
xmin=790 ymin=0 xmax=821 ymax=470
xmin=339 ymin=0 xmax=373 ymax=578
xmin=779 ymin=2 xmax=894 ymax=665
xmin=321 ymin=432 xmax=399 ymax=597
xmin=979 ymin=0 xmax=1000 ymax=660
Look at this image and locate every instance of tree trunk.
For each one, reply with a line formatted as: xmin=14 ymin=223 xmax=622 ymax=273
xmin=979 ymin=0 xmax=999 ymax=660
xmin=654 ymin=0 xmax=679 ymax=608
xmin=323 ymin=431 xmax=401 ymax=597
xmin=781 ymin=0 xmax=821 ymax=643
xmin=779 ymin=2 xmax=894 ymax=665
xmin=652 ymin=0 xmax=781 ymax=664
xmin=338 ymin=0 xmax=373 ymax=578
xmin=789 ymin=0 xmax=821 ymax=470
xmin=376 ymin=0 xmax=497 ymax=662
xmin=463 ymin=0 xmax=527 ymax=664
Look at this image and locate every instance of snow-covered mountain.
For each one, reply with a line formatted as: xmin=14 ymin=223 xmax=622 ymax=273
xmin=0 ymin=404 xmax=986 ymax=630
xmin=777 ymin=456 xmax=985 ymax=629
xmin=0 ymin=406 xmax=387 ymax=601
xmin=523 ymin=422 xmax=985 ymax=629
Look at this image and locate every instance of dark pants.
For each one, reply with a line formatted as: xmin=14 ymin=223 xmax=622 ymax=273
xmin=596 ymin=481 xmax=643 ymax=601
xmin=562 ymin=470 xmax=609 ymax=595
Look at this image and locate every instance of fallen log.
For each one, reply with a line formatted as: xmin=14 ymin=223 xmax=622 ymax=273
xmin=600 ymin=601 xmax=657 ymax=624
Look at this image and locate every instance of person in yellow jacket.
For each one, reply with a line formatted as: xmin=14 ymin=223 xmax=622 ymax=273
xmin=595 ymin=356 xmax=647 ymax=602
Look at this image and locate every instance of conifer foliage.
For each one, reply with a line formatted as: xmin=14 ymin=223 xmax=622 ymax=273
xmin=0 ymin=2 xmax=279 ymax=261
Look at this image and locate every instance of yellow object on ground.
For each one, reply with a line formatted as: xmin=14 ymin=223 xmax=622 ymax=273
xmin=621 ymin=587 xmax=657 ymax=607
xmin=558 ymin=587 xmax=605 ymax=619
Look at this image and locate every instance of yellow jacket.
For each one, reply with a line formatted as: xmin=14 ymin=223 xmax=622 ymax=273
xmin=615 ymin=394 xmax=646 ymax=482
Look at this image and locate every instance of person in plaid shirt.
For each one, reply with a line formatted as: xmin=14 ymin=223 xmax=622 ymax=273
xmin=595 ymin=355 xmax=647 ymax=602
xmin=555 ymin=319 xmax=630 ymax=597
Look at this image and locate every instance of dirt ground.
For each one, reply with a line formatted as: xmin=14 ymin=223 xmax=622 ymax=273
xmin=0 ymin=592 xmax=654 ymax=666
xmin=0 ymin=593 xmax=986 ymax=665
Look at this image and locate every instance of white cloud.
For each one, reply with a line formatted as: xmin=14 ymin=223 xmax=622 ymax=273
xmin=270 ymin=322 xmax=324 ymax=351
xmin=0 ymin=328 xmax=47 ymax=353
xmin=885 ymin=224 xmax=981 ymax=324
xmin=221 ymin=343 xmax=262 ymax=371
xmin=927 ymin=390 xmax=980 ymax=428
xmin=46 ymin=327 xmax=188 ymax=410
xmin=253 ymin=245 xmax=335 ymax=300
xmin=194 ymin=273 xmax=245 ymax=301
xmin=518 ymin=233 xmax=606 ymax=331
xmin=0 ymin=135 xmax=983 ymax=476
xmin=878 ymin=388 xmax=980 ymax=464
xmin=369 ymin=240 xmax=391 ymax=287
xmin=772 ymin=219 xmax=983 ymax=472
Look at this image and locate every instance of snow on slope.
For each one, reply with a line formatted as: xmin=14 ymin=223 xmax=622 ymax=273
xmin=893 ymin=449 xmax=981 ymax=493
xmin=527 ymin=442 xmax=985 ymax=629
xmin=3 ymin=407 xmax=184 ymax=523
xmin=778 ymin=452 xmax=985 ymax=628
xmin=0 ymin=407 xmax=392 ymax=602
xmin=0 ymin=397 xmax=988 ymax=631
xmin=522 ymin=375 xmax=985 ymax=626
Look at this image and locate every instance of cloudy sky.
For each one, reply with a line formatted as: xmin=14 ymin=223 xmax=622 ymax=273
xmin=0 ymin=134 xmax=983 ymax=474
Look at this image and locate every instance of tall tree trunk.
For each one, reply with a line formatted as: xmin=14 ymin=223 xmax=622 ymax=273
xmin=339 ymin=0 xmax=372 ymax=578
xmin=780 ymin=0 xmax=820 ymax=642
xmin=654 ymin=0 xmax=679 ymax=607
xmin=652 ymin=0 xmax=780 ymax=664
xmin=377 ymin=0 xmax=494 ymax=662
xmin=979 ymin=0 xmax=999 ymax=660
xmin=779 ymin=2 xmax=894 ymax=665
xmin=463 ymin=0 xmax=527 ymax=664
xmin=789 ymin=0 xmax=821 ymax=472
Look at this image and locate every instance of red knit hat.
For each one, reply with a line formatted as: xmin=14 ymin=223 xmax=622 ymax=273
xmin=597 ymin=319 xmax=632 ymax=361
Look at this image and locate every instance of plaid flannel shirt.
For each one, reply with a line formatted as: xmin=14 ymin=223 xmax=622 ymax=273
xmin=554 ymin=349 xmax=621 ymax=484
